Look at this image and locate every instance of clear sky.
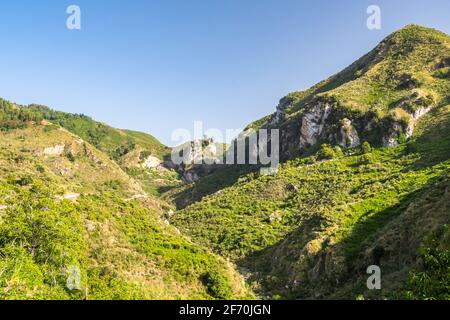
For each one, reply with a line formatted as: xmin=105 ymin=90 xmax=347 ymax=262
xmin=1 ymin=0 xmax=449 ymax=146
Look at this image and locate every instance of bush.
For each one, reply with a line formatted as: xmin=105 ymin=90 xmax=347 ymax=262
xmin=201 ymin=270 xmax=233 ymax=300
xmin=334 ymin=146 xmax=344 ymax=157
xmin=358 ymin=154 xmax=373 ymax=165
xmin=406 ymin=229 xmax=450 ymax=300
xmin=139 ymin=150 xmax=152 ymax=161
xmin=102 ymin=180 xmax=123 ymax=191
xmin=433 ymin=67 xmax=450 ymax=79
xmin=361 ymin=141 xmax=372 ymax=154
xmin=0 ymin=182 xmax=86 ymax=299
xmin=16 ymin=176 xmax=33 ymax=186
xmin=304 ymin=156 xmax=317 ymax=165
xmin=317 ymin=144 xmax=339 ymax=160
xmin=406 ymin=142 xmax=419 ymax=154
xmin=14 ymin=155 xmax=25 ymax=164
xmin=113 ymin=141 xmax=135 ymax=160
xmin=66 ymin=152 xmax=76 ymax=162
xmin=398 ymin=132 xmax=407 ymax=145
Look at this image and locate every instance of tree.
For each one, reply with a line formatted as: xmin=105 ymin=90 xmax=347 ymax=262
xmin=0 ymin=182 xmax=86 ymax=299
xmin=406 ymin=228 xmax=450 ymax=300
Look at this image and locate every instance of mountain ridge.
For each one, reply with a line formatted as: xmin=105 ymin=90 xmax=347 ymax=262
xmin=246 ymin=24 xmax=450 ymax=160
xmin=170 ymin=24 xmax=450 ymax=299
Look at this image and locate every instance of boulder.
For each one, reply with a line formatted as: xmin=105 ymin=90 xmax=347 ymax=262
xmin=43 ymin=144 xmax=65 ymax=156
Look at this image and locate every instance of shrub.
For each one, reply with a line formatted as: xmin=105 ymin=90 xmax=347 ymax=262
xmin=16 ymin=176 xmax=33 ymax=186
xmin=406 ymin=229 xmax=450 ymax=300
xmin=361 ymin=141 xmax=372 ymax=154
xmin=406 ymin=142 xmax=419 ymax=154
xmin=113 ymin=141 xmax=135 ymax=159
xmin=359 ymin=154 xmax=373 ymax=165
xmin=14 ymin=155 xmax=25 ymax=164
xmin=66 ymin=151 xmax=76 ymax=162
xmin=398 ymin=132 xmax=407 ymax=145
xmin=103 ymin=180 xmax=123 ymax=191
xmin=304 ymin=156 xmax=317 ymax=165
xmin=334 ymin=146 xmax=344 ymax=157
xmin=433 ymin=67 xmax=450 ymax=79
xmin=317 ymin=144 xmax=338 ymax=160
xmin=0 ymin=182 xmax=86 ymax=299
xmin=139 ymin=150 xmax=152 ymax=161
xmin=201 ymin=270 xmax=233 ymax=300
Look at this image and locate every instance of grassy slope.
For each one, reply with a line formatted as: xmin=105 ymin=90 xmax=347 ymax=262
xmin=25 ymin=104 xmax=171 ymax=159
xmin=173 ymin=103 xmax=450 ymax=299
xmin=0 ymin=118 xmax=251 ymax=299
xmin=1 ymin=99 xmax=181 ymax=197
xmin=249 ymin=25 xmax=450 ymax=133
xmin=171 ymin=25 xmax=450 ymax=210
xmin=172 ymin=25 xmax=450 ymax=299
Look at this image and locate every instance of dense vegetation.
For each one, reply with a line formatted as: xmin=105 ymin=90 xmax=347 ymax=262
xmin=406 ymin=227 xmax=450 ymax=300
xmin=0 ymin=99 xmax=44 ymax=131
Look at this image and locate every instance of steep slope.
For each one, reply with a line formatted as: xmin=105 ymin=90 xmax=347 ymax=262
xmin=250 ymin=25 xmax=450 ymax=158
xmin=0 ymin=100 xmax=252 ymax=299
xmin=171 ymin=25 xmax=450 ymax=299
xmin=173 ymin=105 xmax=450 ymax=300
xmin=166 ymin=26 xmax=450 ymax=210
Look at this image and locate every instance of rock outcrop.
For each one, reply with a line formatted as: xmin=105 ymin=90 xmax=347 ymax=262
xmin=299 ymin=102 xmax=332 ymax=149
xmin=141 ymin=155 xmax=162 ymax=169
xmin=271 ymin=96 xmax=296 ymax=125
xmin=169 ymin=138 xmax=222 ymax=183
xmin=43 ymin=144 xmax=65 ymax=156
xmin=382 ymin=121 xmax=404 ymax=147
xmin=338 ymin=118 xmax=360 ymax=148
xmin=269 ymin=94 xmax=433 ymax=155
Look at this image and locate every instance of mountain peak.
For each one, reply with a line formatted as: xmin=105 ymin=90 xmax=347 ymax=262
xmin=248 ymin=25 xmax=449 ymax=160
xmin=384 ymin=24 xmax=449 ymax=46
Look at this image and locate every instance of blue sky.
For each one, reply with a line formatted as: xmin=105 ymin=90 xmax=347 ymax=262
xmin=1 ymin=0 xmax=449 ymax=146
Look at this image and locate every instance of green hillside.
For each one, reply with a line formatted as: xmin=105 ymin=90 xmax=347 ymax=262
xmin=25 ymin=103 xmax=170 ymax=160
xmin=0 ymin=103 xmax=251 ymax=300
xmin=0 ymin=99 xmax=181 ymax=197
xmin=171 ymin=25 xmax=450 ymax=299
xmin=251 ymin=25 xmax=450 ymax=129
xmin=173 ymin=105 xmax=450 ymax=300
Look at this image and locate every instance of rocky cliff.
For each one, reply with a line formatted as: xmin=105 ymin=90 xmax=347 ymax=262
xmin=248 ymin=25 xmax=450 ymax=161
